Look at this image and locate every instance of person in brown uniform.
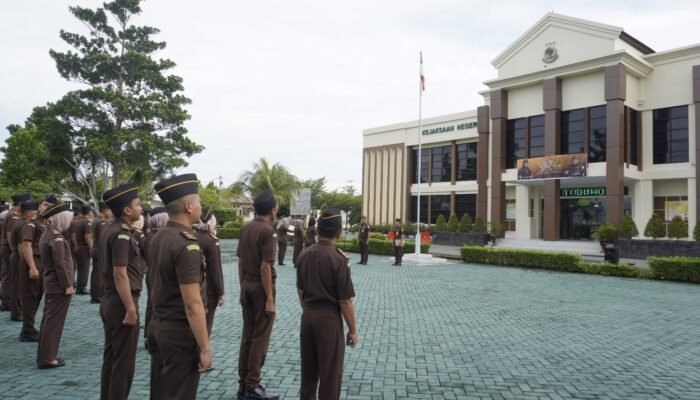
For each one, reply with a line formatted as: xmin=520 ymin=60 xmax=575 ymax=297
xmin=391 ymin=218 xmax=404 ymax=266
xmin=276 ymin=218 xmax=288 ymax=266
xmin=73 ymin=204 xmax=93 ymax=295
xmin=196 ymin=206 xmax=225 ymax=336
xmin=292 ymin=219 xmax=304 ymax=267
xmin=236 ymin=189 xmax=279 ymax=400
xmin=146 ymin=173 xmax=211 ymax=400
xmin=17 ymin=201 xmax=44 ymax=342
xmin=5 ymin=193 xmax=29 ymax=320
xmin=0 ymin=203 xmax=11 ymax=311
xmin=358 ymin=216 xmax=369 ymax=265
xmin=98 ymin=183 xmax=143 ymax=400
xmin=296 ymin=208 xmax=357 ymax=400
xmin=91 ymin=202 xmax=112 ymax=304
xmin=305 ymin=217 xmax=317 ymax=249
xmin=142 ymin=206 xmax=167 ymax=347
xmin=69 ymin=205 xmax=81 ymax=275
xmin=37 ymin=203 xmax=74 ymax=369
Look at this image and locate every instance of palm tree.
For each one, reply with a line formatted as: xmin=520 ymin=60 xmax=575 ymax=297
xmin=237 ymin=158 xmax=301 ymax=207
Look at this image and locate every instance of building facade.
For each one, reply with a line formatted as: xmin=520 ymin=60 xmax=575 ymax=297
xmin=362 ymin=13 xmax=700 ymax=241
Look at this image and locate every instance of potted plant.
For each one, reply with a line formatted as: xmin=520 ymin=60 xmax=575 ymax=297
xmin=592 ymin=223 xmax=619 ymax=252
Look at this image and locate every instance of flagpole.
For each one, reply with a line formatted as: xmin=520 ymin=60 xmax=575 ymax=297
xmin=415 ymin=51 xmax=423 ymax=256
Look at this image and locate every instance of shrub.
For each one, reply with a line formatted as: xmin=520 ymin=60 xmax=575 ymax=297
xmin=403 ymin=222 xmax=417 ymax=236
xmin=369 ymin=232 xmax=385 ymax=240
xmin=619 ymin=215 xmax=639 ymax=239
xmin=592 ymin=223 xmax=619 ymax=242
xmin=460 ymin=246 xmax=581 ymax=272
xmin=578 ymin=261 xmax=645 ymax=278
xmin=434 ymin=215 xmax=447 ymax=232
xmin=473 ymin=218 xmax=487 ymax=233
xmin=337 ymin=238 xmax=429 ymax=255
xmin=644 ymin=213 xmax=666 ymax=239
xmin=216 ymin=227 xmax=240 ymax=239
xmin=446 ymin=214 xmax=459 ymax=232
xmin=458 ymin=213 xmax=473 ymax=233
xmin=214 ymin=209 xmax=239 ymax=226
xmin=694 ymin=221 xmax=700 ymax=241
xmin=668 ymin=216 xmax=688 ymax=240
xmin=489 ymin=221 xmax=505 ymax=238
xmin=648 ymin=256 xmax=700 ymax=283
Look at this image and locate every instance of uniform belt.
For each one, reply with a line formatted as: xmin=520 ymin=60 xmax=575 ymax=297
xmin=303 ymin=301 xmax=340 ymax=311
xmin=244 ymin=275 xmax=276 ymax=284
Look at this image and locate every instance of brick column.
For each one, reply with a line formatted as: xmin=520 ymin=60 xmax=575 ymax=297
xmin=543 ymin=78 xmax=562 ymax=241
xmin=477 ymin=105 xmax=490 ymax=221
xmin=605 ymin=64 xmax=627 ymax=225
xmin=693 ymin=65 xmax=700 ymax=222
xmin=490 ymin=90 xmax=507 ymax=225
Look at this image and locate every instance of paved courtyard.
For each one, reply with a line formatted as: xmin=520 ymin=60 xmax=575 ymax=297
xmin=0 ymin=239 xmax=699 ymax=399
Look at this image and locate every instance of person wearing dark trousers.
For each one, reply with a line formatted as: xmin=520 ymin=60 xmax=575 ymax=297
xmin=304 ymin=217 xmax=317 ymax=249
xmin=73 ymin=204 xmax=93 ymax=295
xmin=276 ymin=219 xmax=288 ymax=266
xmin=391 ymin=219 xmax=404 ymax=266
xmin=37 ymin=203 xmax=74 ymax=369
xmin=358 ymin=216 xmax=369 ymax=265
xmin=98 ymin=183 xmax=143 ymax=400
xmin=142 ymin=207 xmax=167 ymax=348
xmin=0 ymin=203 xmax=11 ymax=311
xmin=17 ymin=201 xmax=43 ymax=342
xmin=292 ymin=219 xmax=304 ymax=268
xmin=91 ymin=203 xmax=112 ymax=304
xmin=5 ymin=193 xmax=29 ymax=320
xmin=196 ymin=207 xmax=224 ymax=337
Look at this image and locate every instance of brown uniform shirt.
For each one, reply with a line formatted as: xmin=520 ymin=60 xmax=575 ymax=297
xmin=92 ymin=216 xmax=108 ymax=256
xmin=236 ymin=217 xmax=277 ymax=279
xmin=5 ymin=210 xmax=20 ymax=251
xmin=147 ymin=221 xmax=206 ymax=321
xmin=11 ymin=218 xmax=27 ymax=253
xmin=277 ymin=224 xmax=288 ymax=244
xmin=20 ymin=217 xmax=45 ymax=270
xmin=392 ymin=227 xmax=404 ymax=245
xmin=40 ymin=229 xmax=74 ymax=294
xmin=69 ymin=217 xmax=79 ymax=247
xmin=359 ymin=223 xmax=369 ymax=242
xmin=99 ymin=222 xmax=143 ymax=295
xmin=296 ymin=241 xmax=355 ymax=304
xmin=75 ymin=218 xmax=91 ymax=246
xmin=305 ymin=226 xmax=317 ymax=247
xmin=197 ymin=231 xmax=224 ymax=298
xmin=0 ymin=210 xmax=8 ymax=247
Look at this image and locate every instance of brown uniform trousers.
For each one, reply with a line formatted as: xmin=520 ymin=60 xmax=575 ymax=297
xmin=238 ymin=277 xmax=276 ymax=388
xmin=292 ymin=233 xmax=304 ymax=266
xmin=393 ymin=245 xmax=403 ymax=264
xmin=8 ymin=251 xmax=22 ymax=319
xmin=0 ymin=245 xmax=10 ymax=307
xmin=277 ymin=236 xmax=287 ymax=265
xmin=90 ymin=254 xmax=102 ymax=302
xmin=147 ymin=317 xmax=200 ymax=400
xmin=19 ymin=255 xmax=43 ymax=336
xmin=300 ymin=304 xmax=345 ymax=400
xmin=37 ymin=293 xmax=72 ymax=361
xmin=359 ymin=240 xmax=368 ymax=264
xmin=99 ymin=293 xmax=140 ymax=400
xmin=75 ymin=245 xmax=90 ymax=290
xmin=206 ymin=295 xmax=219 ymax=335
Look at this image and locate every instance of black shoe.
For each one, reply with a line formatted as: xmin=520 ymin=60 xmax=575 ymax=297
xmin=0 ymin=304 xmax=10 ymax=312
xmin=10 ymin=315 xmax=21 ymax=321
xmin=76 ymin=288 xmax=89 ymax=295
xmin=244 ymin=385 xmax=279 ymax=399
xmin=356 ymin=262 xmax=363 ymax=264
xmin=20 ymin=333 xmax=39 ymax=342
xmin=278 ymin=263 xmax=285 ymax=266
xmin=237 ymin=383 xmax=245 ymax=399
xmin=37 ymin=358 xmax=65 ymax=370
xmin=90 ymin=298 xmax=100 ymax=304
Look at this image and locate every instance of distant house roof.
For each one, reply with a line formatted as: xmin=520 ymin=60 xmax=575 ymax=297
xmin=229 ymin=195 xmax=253 ymax=206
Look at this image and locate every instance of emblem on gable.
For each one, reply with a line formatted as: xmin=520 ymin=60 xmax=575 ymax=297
xmin=542 ymin=42 xmax=558 ymax=63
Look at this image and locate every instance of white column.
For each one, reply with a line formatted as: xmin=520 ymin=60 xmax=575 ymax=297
xmin=515 ymin=185 xmax=531 ymax=239
xmin=634 ymin=180 xmax=654 ymax=238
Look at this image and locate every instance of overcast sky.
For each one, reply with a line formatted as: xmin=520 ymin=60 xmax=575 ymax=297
xmin=1 ymin=0 xmax=699 ymax=192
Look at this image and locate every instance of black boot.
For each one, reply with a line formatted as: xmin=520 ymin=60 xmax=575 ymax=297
xmin=244 ymin=385 xmax=279 ymax=399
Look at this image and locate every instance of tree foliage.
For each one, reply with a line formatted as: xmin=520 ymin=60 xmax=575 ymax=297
xmin=199 ymin=181 xmax=235 ymax=210
xmin=446 ymin=214 xmax=459 ymax=232
xmin=644 ymin=213 xmax=666 ymax=239
xmin=668 ymin=216 xmax=688 ymax=240
xmin=317 ymin=185 xmax=361 ymax=225
xmin=458 ymin=213 xmax=473 ymax=233
xmin=238 ymin=158 xmax=301 ymax=208
xmin=473 ymin=218 xmax=487 ymax=233
xmin=300 ymin=177 xmax=327 ymax=208
xmin=434 ymin=214 xmax=447 ymax=232
xmin=619 ymin=214 xmax=639 ymax=239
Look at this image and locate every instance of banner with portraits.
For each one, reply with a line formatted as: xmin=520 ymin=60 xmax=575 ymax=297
xmin=517 ymin=153 xmax=587 ymax=180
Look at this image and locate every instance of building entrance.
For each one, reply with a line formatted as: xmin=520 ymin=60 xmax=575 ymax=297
xmin=560 ymin=198 xmax=606 ymax=240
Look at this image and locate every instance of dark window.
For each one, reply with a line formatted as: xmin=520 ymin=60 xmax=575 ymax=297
xmin=588 ymin=105 xmax=607 ymax=162
xmin=454 ymin=194 xmax=476 ymax=221
xmin=528 ymin=115 xmax=545 ymax=158
xmin=430 ymin=195 xmax=451 ymax=223
xmin=412 ymin=148 xmax=429 ymax=183
xmin=410 ymin=196 xmax=429 ymax=224
xmin=561 ymin=109 xmax=585 ymax=155
xmin=626 ymin=108 xmax=639 ymax=165
xmin=506 ymin=118 xmax=526 ymax=169
xmin=456 ymin=142 xmax=478 ymax=181
xmin=653 ymin=105 xmax=689 ymax=164
xmin=431 ymin=146 xmax=451 ymax=183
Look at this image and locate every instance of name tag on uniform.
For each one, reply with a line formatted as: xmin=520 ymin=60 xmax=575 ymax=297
xmin=118 ymin=234 xmax=130 ymax=240
xmin=187 ymin=244 xmax=200 ymax=251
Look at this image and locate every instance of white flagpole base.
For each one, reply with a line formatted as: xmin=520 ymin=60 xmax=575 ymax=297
xmin=399 ymin=253 xmax=449 ymax=265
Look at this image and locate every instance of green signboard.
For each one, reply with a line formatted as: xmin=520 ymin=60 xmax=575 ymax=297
xmin=560 ymin=187 xmax=606 ymax=197
xmin=422 ymin=121 xmax=477 ymax=136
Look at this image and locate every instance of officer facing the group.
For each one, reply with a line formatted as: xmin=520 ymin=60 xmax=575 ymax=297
xmin=99 ymin=183 xmax=143 ymax=400
xmin=73 ymin=204 xmax=93 ymax=295
xmin=196 ymin=206 xmax=224 ymax=336
xmin=392 ymin=218 xmax=404 ymax=266
xmin=147 ymin=173 xmax=211 ymax=400
xmin=91 ymin=202 xmax=112 ymax=304
xmin=358 ymin=216 xmax=369 ymax=265
xmin=296 ymin=208 xmax=357 ymax=400
xmin=236 ymin=189 xmax=279 ymax=400
xmin=5 ymin=193 xmax=29 ymax=320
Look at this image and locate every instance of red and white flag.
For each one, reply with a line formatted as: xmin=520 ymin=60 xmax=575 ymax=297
xmin=420 ymin=51 xmax=425 ymax=91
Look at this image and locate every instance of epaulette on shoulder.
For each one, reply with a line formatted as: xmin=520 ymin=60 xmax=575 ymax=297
xmin=181 ymin=231 xmax=197 ymax=241
xmin=336 ymin=248 xmax=350 ymax=260
xmin=52 ymin=229 xmax=62 ymax=235
xmin=120 ymin=223 xmax=131 ymax=230
xmin=210 ymin=233 xmax=218 ymax=240
xmin=28 ymin=222 xmax=36 ymax=228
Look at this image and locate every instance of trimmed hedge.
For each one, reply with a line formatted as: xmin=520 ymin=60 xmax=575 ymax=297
xmin=649 ymin=256 xmax=700 ymax=283
xmin=337 ymin=238 xmax=429 ymax=255
xmin=460 ymin=246 xmax=581 ymax=272
xmin=578 ymin=261 xmax=649 ymax=278
xmin=216 ymin=227 xmax=241 ymax=239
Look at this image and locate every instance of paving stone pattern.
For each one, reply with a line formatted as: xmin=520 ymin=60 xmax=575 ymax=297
xmin=0 ymin=239 xmax=699 ymax=399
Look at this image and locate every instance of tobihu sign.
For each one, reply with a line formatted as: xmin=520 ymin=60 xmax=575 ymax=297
xmin=517 ymin=153 xmax=587 ymax=180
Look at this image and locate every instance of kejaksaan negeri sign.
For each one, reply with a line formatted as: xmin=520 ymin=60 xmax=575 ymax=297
xmin=422 ymin=122 xmax=477 ymax=136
